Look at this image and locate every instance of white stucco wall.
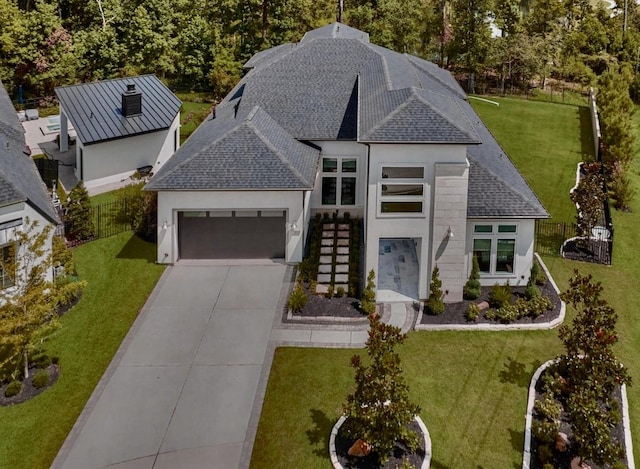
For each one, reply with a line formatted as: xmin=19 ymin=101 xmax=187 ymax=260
xmin=308 ymin=140 xmax=368 ymax=217
xmin=465 ymin=218 xmax=536 ymax=287
xmin=73 ymin=113 xmax=180 ymax=187
xmin=156 ymin=190 xmax=306 ymax=264
xmin=365 ymin=143 xmax=468 ymax=300
xmin=0 ymin=202 xmax=55 ymax=284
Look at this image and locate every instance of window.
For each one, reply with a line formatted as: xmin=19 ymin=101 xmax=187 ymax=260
xmin=378 ymin=166 xmax=426 ymax=215
xmin=321 ymin=157 xmax=357 ymax=206
xmin=472 ymin=224 xmax=517 ymax=275
xmin=0 ymin=244 xmax=15 ymax=290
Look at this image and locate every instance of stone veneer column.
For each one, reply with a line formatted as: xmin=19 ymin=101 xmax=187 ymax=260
xmin=430 ymin=162 xmax=469 ymax=302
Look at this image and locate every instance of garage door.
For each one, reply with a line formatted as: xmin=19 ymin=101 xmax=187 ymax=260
xmin=178 ymin=210 xmax=286 ymax=259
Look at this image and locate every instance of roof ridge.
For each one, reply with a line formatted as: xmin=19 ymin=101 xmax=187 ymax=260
xmin=148 ymin=118 xmax=247 ymax=188
xmin=406 ymin=56 xmax=466 ymax=99
xmin=360 ymin=90 xmax=411 ymax=140
xmin=246 ymin=111 xmax=313 ymax=187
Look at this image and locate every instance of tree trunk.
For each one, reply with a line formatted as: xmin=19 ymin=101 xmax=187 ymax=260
xmin=24 ymin=348 xmax=29 ymax=379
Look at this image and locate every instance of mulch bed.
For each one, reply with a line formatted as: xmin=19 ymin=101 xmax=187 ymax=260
xmin=420 ymin=279 xmax=562 ymax=325
xmin=0 ymin=364 xmax=60 ymax=406
xmin=285 ymin=282 xmax=367 ymax=322
xmin=529 ymin=366 xmax=628 ymax=469
xmin=335 ymin=419 xmax=426 ymax=469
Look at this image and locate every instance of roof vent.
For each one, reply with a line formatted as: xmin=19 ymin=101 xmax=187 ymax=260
xmin=122 ymin=83 xmax=142 ymax=117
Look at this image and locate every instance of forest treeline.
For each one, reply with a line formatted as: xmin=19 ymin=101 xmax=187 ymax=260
xmin=2 ymin=0 xmax=640 ymax=100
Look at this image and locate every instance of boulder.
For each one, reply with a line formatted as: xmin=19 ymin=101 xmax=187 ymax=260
xmin=477 ymin=301 xmax=490 ymax=311
xmin=348 ymin=439 xmax=372 ymax=457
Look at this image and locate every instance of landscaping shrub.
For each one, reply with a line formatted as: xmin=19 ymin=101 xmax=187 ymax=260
xmin=113 ymin=182 xmax=158 ymax=241
xmin=64 ymin=180 xmax=94 ymax=241
xmin=32 ymin=370 xmax=49 ymax=389
xmin=4 ymin=380 xmax=22 ymax=398
xmin=326 ymin=285 xmax=335 ymax=299
xmin=530 ymin=259 xmax=546 ymax=285
xmin=296 ymin=258 xmax=314 ymax=283
xmin=426 ymin=266 xmax=445 ymax=315
xmin=360 ymin=270 xmax=376 ymax=314
xmin=463 ymin=256 xmax=481 ymax=300
xmin=524 ymin=281 xmax=540 ymax=300
xmin=287 ymin=283 xmax=307 ymax=313
xmin=465 ymin=303 xmax=480 ymax=321
xmin=489 ymin=282 xmax=511 ymax=308
xmin=336 ymin=286 xmax=345 ymax=297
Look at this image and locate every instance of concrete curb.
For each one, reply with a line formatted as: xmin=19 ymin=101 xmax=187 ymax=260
xmin=329 ymin=415 xmax=432 ymax=469
xmin=415 ymin=254 xmax=566 ymax=332
xmin=522 ymin=359 xmax=634 ymax=469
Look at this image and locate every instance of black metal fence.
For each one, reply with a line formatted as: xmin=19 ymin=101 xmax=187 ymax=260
xmin=535 ymin=220 xmax=613 ymax=265
xmin=64 ymin=198 xmax=137 ymax=246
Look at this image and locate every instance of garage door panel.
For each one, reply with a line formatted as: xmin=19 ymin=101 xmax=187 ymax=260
xmin=178 ymin=211 xmax=285 ymax=259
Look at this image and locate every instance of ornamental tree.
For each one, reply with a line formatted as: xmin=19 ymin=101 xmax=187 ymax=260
xmin=0 ymin=218 xmax=85 ymax=378
xmin=426 ymin=265 xmax=445 ymax=315
xmin=342 ymin=313 xmax=420 ymax=464
xmin=558 ymin=270 xmax=630 ymax=465
xmin=569 ymin=162 xmax=604 ymax=245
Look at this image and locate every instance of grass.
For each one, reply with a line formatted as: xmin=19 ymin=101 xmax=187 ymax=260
xmin=0 ymin=232 xmax=165 ymax=468
xmin=180 ymin=100 xmax=213 ymax=143
xmin=250 ymin=98 xmax=640 ymax=467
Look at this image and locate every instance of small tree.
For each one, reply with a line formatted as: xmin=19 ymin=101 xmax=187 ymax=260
xmin=64 ymin=180 xmax=94 ymax=241
xmin=426 ymin=265 xmax=445 ymax=315
xmin=463 ymin=255 xmax=481 ymax=300
xmin=360 ymin=269 xmax=376 ymax=315
xmin=0 ymin=218 xmax=85 ymax=378
xmin=342 ymin=313 xmax=420 ymax=463
xmin=558 ymin=270 xmax=630 ymax=465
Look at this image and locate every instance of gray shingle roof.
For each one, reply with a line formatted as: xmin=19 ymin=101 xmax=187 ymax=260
xmin=146 ymin=106 xmax=319 ymax=191
xmin=55 ymin=75 xmax=181 ymax=145
xmin=0 ymin=82 xmax=60 ymax=224
xmin=148 ymin=23 xmax=547 ymax=219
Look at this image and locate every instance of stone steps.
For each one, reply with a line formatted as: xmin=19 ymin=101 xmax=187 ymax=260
xmin=316 ymin=222 xmax=350 ymax=295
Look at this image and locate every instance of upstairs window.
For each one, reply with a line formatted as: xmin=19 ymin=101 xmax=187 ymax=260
xmin=321 ymin=157 xmax=357 ymax=206
xmin=378 ymin=166 xmax=426 ymax=216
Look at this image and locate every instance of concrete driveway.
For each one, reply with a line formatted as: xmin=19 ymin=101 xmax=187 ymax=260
xmin=52 ymin=264 xmax=287 ymax=469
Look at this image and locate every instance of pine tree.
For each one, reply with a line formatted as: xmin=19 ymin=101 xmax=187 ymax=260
xmin=463 ymin=256 xmax=481 ymax=300
xmin=342 ymin=312 xmax=420 ymax=463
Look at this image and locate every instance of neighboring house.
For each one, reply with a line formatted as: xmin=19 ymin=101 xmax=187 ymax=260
xmin=0 ymin=81 xmax=60 ymax=289
xmin=145 ymin=23 xmax=548 ymax=302
xmin=55 ymin=75 xmax=181 ymax=189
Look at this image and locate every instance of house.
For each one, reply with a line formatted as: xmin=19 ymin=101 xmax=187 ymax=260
xmin=0 ymin=81 xmax=60 ymax=289
xmin=145 ymin=23 xmax=548 ymax=302
xmin=55 ymin=75 xmax=181 ymax=189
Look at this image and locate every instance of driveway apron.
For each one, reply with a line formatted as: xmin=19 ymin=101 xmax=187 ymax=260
xmin=53 ymin=264 xmax=287 ymax=469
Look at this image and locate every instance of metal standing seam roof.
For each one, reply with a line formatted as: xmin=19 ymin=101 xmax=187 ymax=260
xmin=0 ymin=82 xmax=60 ymax=224
xmin=147 ymin=23 xmax=548 ymax=219
xmin=55 ymin=75 xmax=181 ymax=146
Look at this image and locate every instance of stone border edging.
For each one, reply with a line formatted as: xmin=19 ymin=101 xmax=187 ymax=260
xmin=415 ymin=254 xmax=565 ymax=331
xmin=522 ymin=359 xmax=635 ymax=469
xmin=329 ymin=415 xmax=432 ymax=469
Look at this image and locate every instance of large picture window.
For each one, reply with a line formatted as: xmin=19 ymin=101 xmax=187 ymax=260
xmin=321 ymin=157 xmax=357 ymax=206
xmin=378 ymin=165 xmax=426 ymax=216
xmin=472 ymin=224 xmax=517 ymax=276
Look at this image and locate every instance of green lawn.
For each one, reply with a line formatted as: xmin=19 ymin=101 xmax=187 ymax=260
xmin=180 ymin=100 xmax=213 ymax=143
xmin=250 ymin=99 xmax=640 ymax=468
xmin=0 ymin=232 xmax=165 ymax=468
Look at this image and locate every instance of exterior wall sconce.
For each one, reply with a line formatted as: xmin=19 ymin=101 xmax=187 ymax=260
xmin=162 ymin=219 xmax=168 ymax=230
xmin=447 ymin=226 xmax=454 ymax=238
xmin=289 ymin=222 xmax=298 ymax=232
